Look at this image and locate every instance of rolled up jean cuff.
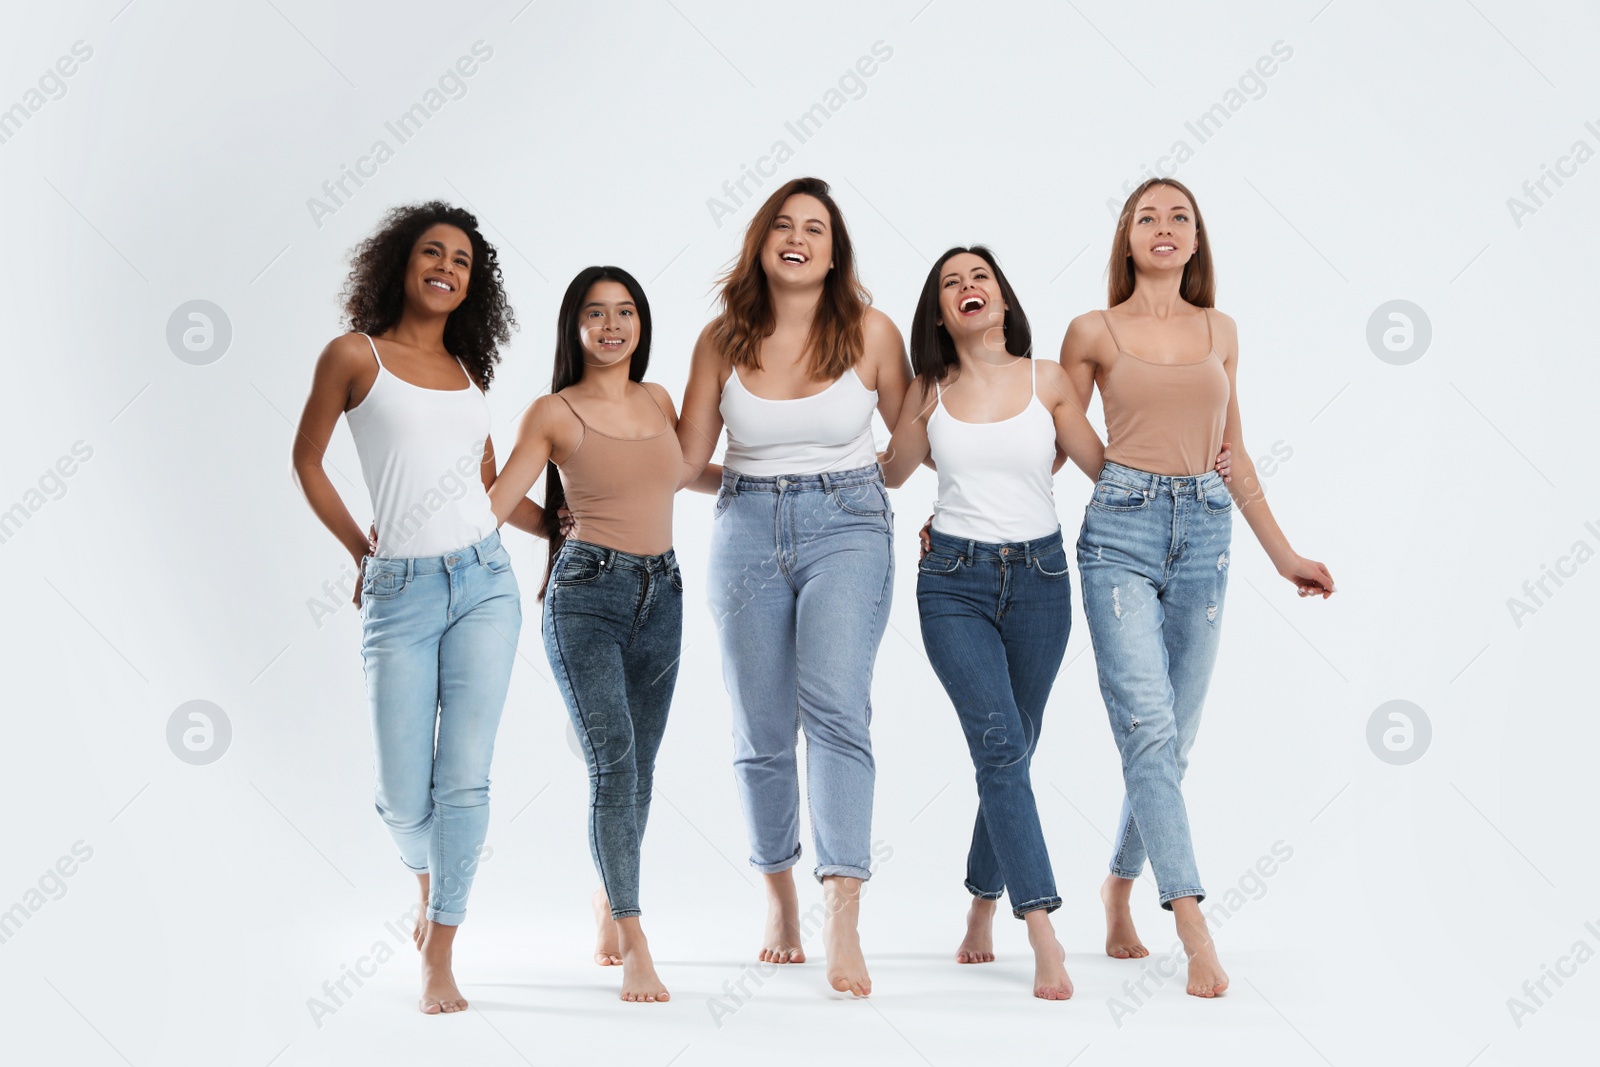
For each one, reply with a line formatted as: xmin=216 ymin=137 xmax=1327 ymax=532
xmin=751 ymin=842 xmax=803 ymax=875
xmin=1158 ymin=887 xmax=1206 ymax=910
xmin=964 ymin=879 xmax=1004 ymax=901
xmin=428 ymin=906 xmax=466 ymax=926
xmin=815 ymin=863 xmax=872 ymax=882
xmin=1012 ymin=895 xmax=1062 ymax=919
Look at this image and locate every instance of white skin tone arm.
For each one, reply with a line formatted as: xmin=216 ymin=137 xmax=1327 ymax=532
xmin=675 ymin=321 xmax=728 ymax=494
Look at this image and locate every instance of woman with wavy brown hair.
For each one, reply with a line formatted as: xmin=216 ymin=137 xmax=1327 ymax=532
xmin=292 ymin=201 xmax=540 ymax=1015
xmin=1062 ymin=178 xmax=1334 ymax=998
xmin=677 ymin=177 xmax=911 ymax=997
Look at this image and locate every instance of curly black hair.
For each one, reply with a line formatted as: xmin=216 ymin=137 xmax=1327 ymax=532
xmin=341 ymin=201 xmax=517 ymax=389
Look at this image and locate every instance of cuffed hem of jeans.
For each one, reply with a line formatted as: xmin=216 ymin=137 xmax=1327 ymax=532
xmin=609 ymin=907 xmax=642 ymax=920
xmin=814 ymin=864 xmax=872 ymax=882
xmin=1109 ymin=863 xmax=1143 ymax=880
xmin=964 ymin=879 xmax=1004 ymax=900
xmin=751 ymin=843 xmax=803 ymax=875
xmin=427 ymin=907 xmax=465 ymax=925
xmin=1157 ymin=887 xmax=1205 ymax=910
xmin=1012 ymin=895 xmax=1062 ymax=919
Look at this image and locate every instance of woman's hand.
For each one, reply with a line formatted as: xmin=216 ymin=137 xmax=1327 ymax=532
xmin=1280 ymin=555 xmax=1334 ymax=599
xmin=1215 ymin=442 xmax=1233 ymax=482
xmin=918 ymin=514 xmax=933 ymax=561
xmin=558 ymin=506 xmax=576 ymax=538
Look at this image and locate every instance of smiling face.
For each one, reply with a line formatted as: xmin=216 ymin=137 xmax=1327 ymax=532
xmin=406 ymin=223 xmax=472 ymax=315
xmin=761 ymin=193 xmax=834 ymax=287
xmin=1126 ymin=185 xmax=1199 ymax=274
xmin=576 ymin=279 xmax=639 ymax=367
xmin=936 ymin=252 xmax=1007 ymax=348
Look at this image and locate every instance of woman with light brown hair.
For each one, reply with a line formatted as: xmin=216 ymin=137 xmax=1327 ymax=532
xmin=677 ymin=176 xmax=911 ymax=997
xmin=1061 ymin=177 xmax=1334 ymax=997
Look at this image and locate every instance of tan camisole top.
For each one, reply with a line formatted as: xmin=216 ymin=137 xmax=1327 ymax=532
xmin=554 ymin=387 xmax=682 ymax=556
xmin=1099 ymin=309 xmax=1231 ymax=477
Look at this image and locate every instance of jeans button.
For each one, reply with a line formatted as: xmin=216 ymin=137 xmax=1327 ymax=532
xmin=448 ymin=555 xmax=460 ymax=565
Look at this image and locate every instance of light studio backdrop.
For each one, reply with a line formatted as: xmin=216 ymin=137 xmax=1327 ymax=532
xmin=1 ymin=1 xmax=1594 ymax=1064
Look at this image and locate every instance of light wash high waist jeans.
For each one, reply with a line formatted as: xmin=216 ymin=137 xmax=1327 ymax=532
xmin=359 ymin=529 xmax=520 ymax=925
xmin=917 ymin=528 xmax=1071 ymax=918
xmin=706 ymin=463 xmax=894 ymax=882
xmin=543 ymin=539 xmax=683 ymax=920
xmin=1077 ymin=461 xmax=1232 ymax=909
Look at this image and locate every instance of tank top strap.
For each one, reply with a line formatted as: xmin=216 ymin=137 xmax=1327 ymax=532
xmin=1030 ymin=356 xmax=1038 ymax=397
xmin=1201 ymin=307 xmax=1214 ymax=352
xmin=639 ymin=382 xmax=673 ymax=433
xmin=1097 ymin=309 xmax=1123 ymax=352
xmin=360 ymin=332 xmax=385 ymax=370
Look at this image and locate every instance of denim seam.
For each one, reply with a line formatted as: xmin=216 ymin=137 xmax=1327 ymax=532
xmin=1012 ymin=895 xmax=1062 ymax=919
xmin=1158 ymin=887 xmax=1205 ymax=909
xmin=964 ymin=879 xmax=1003 ymax=900
xmin=547 ymin=613 xmax=622 ymax=917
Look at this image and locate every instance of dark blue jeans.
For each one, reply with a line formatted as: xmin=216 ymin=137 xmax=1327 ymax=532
xmin=542 ymin=539 xmax=683 ymax=920
xmin=916 ymin=528 xmax=1071 ymax=918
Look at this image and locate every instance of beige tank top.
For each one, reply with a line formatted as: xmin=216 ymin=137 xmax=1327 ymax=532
xmin=1099 ymin=309 xmax=1231 ymax=477
xmin=554 ymin=387 xmax=682 ymax=556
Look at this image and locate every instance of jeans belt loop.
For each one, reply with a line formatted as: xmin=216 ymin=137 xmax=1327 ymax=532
xmin=405 ymin=558 xmax=415 ymax=581
xmin=965 ymin=538 xmax=976 ymax=564
xmin=820 ymin=470 xmax=833 ymax=492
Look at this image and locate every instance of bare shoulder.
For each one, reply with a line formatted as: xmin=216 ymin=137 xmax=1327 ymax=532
xmin=320 ymin=331 xmax=376 ymax=370
xmin=1060 ymin=311 xmax=1112 ymax=364
xmin=1204 ymin=307 xmax=1240 ymax=359
xmin=643 ymin=380 xmax=679 ymax=419
xmin=863 ymin=306 xmax=904 ymax=347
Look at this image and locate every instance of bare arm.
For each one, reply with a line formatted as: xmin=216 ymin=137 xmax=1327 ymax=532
xmin=878 ymin=376 xmax=935 ymax=488
xmin=1213 ymin=313 xmax=1334 ymax=598
xmin=291 ymin=336 xmax=373 ymax=563
xmin=1036 ymin=360 xmax=1105 ymax=481
xmin=675 ymin=322 xmax=726 ymax=492
xmin=488 ymin=396 xmax=561 ymax=530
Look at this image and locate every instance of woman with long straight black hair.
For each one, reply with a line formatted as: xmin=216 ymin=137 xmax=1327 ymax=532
xmin=491 ymin=266 xmax=709 ymax=1003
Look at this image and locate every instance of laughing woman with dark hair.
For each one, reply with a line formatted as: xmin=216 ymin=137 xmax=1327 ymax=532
xmin=489 ymin=266 xmax=712 ymax=1003
xmin=293 ymin=201 xmax=537 ymax=1015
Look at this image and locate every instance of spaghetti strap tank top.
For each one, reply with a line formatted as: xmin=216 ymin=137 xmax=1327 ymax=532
xmin=926 ymin=359 xmax=1060 ymax=544
xmin=554 ymin=386 xmax=683 ymax=556
xmin=345 ymin=333 xmax=498 ymax=558
xmin=1098 ymin=309 xmax=1231 ymax=477
xmin=719 ymin=365 xmax=879 ymax=476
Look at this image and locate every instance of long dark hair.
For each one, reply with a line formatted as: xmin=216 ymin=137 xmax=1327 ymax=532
xmin=1108 ymin=178 xmax=1215 ymax=308
xmin=342 ymin=200 xmax=516 ymax=388
xmin=712 ymin=176 xmax=871 ymax=381
xmin=909 ymin=245 xmax=1033 ymax=386
xmin=538 ymin=265 xmax=653 ymax=599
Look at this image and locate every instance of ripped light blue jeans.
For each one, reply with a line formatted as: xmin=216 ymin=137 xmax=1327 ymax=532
xmin=1076 ymin=462 xmax=1232 ymax=909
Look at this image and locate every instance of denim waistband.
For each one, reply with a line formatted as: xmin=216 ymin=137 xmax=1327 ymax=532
xmin=369 ymin=530 xmax=502 ymax=577
xmin=1099 ymin=461 xmax=1224 ymax=499
xmin=560 ymin=537 xmax=678 ymax=574
xmin=722 ymin=462 xmax=883 ymax=494
xmin=927 ymin=527 xmax=1063 ymax=564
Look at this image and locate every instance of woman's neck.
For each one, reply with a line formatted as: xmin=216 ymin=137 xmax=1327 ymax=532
xmin=768 ymin=283 xmax=823 ymax=330
xmin=572 ymin=356 xmax=635 ymax=400
xmin=1124 ymin=269 xmax=1189 ymax=318
xmin=386 ymin=308 xmax=450 ymax=353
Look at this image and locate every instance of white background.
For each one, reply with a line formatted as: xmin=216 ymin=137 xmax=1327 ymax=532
xmin=2 ymin=1 xmax=1596 ymax=1064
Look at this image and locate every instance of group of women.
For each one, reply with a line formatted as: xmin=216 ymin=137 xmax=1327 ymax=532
xmin=292 ymin=175 xmax=1334 ymax=1013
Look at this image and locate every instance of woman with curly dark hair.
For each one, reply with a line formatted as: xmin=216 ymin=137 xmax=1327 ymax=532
xmin=292 ymin=201 xmax=540 ymax=1015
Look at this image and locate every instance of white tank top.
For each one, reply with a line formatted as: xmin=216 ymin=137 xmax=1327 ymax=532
xmin=719 ymin=365 xmax=878 ymax=476
xmin=345 ymin=333 xmax=499 ymax=558
xmin=927 ymin=359 xmax=1060 ymax=543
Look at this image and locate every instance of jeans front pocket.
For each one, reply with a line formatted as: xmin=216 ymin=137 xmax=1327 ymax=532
xmin=1200 ymin=482 xmax=1234 ymax=514
xmin=1090 ymin=481 xmax=1150 ymax=512
xmin=552 ymin=547 xmax=604 ymax=587
xmin=362 ymin=564 xmax=409 ymax=600
xmin=1033 ymin=547 xmax=1071 ymax=579
xmin=918 ymin=551 xmax=961 ymax=576
xmin=832 ymin=481 xmax=888 ymax=517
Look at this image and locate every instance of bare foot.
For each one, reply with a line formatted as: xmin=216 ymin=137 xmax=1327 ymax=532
xmin=822 ymin=876 xmax=870 ymax=997
xmin=1024 ymin=912 xmax=1073 ymax=1001
xmin=956 ymin=897 xmax=997 ymax=964
xmin=1173 ymin=899 xmax=1228 ymax=998
xmin=418 ymin=921 xmax=469 ymax=1014
xmin=592 ymin=888 xmax=621 ymax=966
xmin=616 ymin=917 xmax=670 ymax=1003
xmin=759 ymin=870 xmax=806 ymax=964
xmin=412 ymin=873 xmax=429 ymax=950
xmin=1101 ymin=874 xmax=1148 ymax=959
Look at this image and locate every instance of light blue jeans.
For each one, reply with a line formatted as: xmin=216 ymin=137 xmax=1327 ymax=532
xmin=1076 ymin=462 xmax=1232 ymax=909
xmin=706 ymin=463 xmax=894 ymax=881
xmin=359 ymin=530 xmax=521 ymax=924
